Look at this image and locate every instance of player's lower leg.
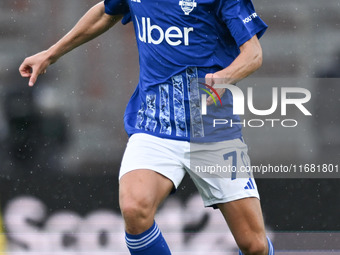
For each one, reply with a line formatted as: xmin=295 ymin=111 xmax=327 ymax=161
xmin=125 ymin=221 xmax=171 ymax=255
xmin=119 ymin=170 xmax=174 ymax=255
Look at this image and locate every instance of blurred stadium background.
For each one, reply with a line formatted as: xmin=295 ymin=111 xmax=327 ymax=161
xmin=0 ymin=0 xmax=340 ymax=254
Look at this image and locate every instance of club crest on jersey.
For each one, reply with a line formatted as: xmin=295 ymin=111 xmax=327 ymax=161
xmin=179 ymin=0 xmax=197 ymax=15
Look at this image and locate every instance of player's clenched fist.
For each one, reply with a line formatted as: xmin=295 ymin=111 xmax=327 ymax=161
xmin=19 ymin=50 xmax=52 ymax=87
xmin=204 ymin=72 xmax=227 ymax=106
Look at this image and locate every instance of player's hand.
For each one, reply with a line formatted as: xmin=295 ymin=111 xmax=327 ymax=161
xmin=19 ymin=50 xmax=52 ymax=87
xmin=204 ymin=72 xmax=226 ymax=106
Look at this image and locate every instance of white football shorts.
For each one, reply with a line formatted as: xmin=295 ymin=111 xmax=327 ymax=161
xmin=120 ymin=133 xmax=259 ymax=207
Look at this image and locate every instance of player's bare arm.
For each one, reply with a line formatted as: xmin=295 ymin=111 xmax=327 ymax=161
xmin=205 ymin=35 xmax=263 ymax=105
xmin=19 ymin=1 xmax=122 ymax=87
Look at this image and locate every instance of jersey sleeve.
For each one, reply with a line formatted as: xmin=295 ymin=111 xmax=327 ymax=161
xmin=217 ymin=0 xmax=268 ymax=47
xmin=104 ymin=0 xmax=131 ymax=24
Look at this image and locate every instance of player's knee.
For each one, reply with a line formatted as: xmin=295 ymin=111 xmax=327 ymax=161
xmin=238 ymin=236 xmax=267 ymax=255
xmin=120 ymin=195 xmax=154 ymax=223
xmin=120 ymin=196 xmax=156 ymax=234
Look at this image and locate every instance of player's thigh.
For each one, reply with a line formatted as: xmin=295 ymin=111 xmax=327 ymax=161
xmin=119 ymin=133 xmax=187 ymax=213
xmin=119 ymin=133 xmax=187 ymax=231
xmin=119 ymin=169 xmax=174 ymax=216
xmin=217 ymin=197 xmax=267 ymax=250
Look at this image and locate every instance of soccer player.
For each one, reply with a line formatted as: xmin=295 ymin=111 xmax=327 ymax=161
xmin=19 ymin=0 xmax=274 ymax=254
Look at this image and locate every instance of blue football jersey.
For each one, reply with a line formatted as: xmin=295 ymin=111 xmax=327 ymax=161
xmin=104 ymin=0 xmax=267 ymax=142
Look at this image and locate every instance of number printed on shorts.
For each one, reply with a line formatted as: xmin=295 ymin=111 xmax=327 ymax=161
xmin=223 ymin=150 xmax=251 ymax=180
xmin=223 ymin=151 xmax=237 ymax=180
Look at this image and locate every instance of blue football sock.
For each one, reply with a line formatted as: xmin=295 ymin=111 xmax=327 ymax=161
xmin=267 ymin=236 xmax=274 ymax=255
xmin=238 ymin=236 xmax=274 ymax=255
xmin=125 ymin=221 xmax=171 ymax=255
